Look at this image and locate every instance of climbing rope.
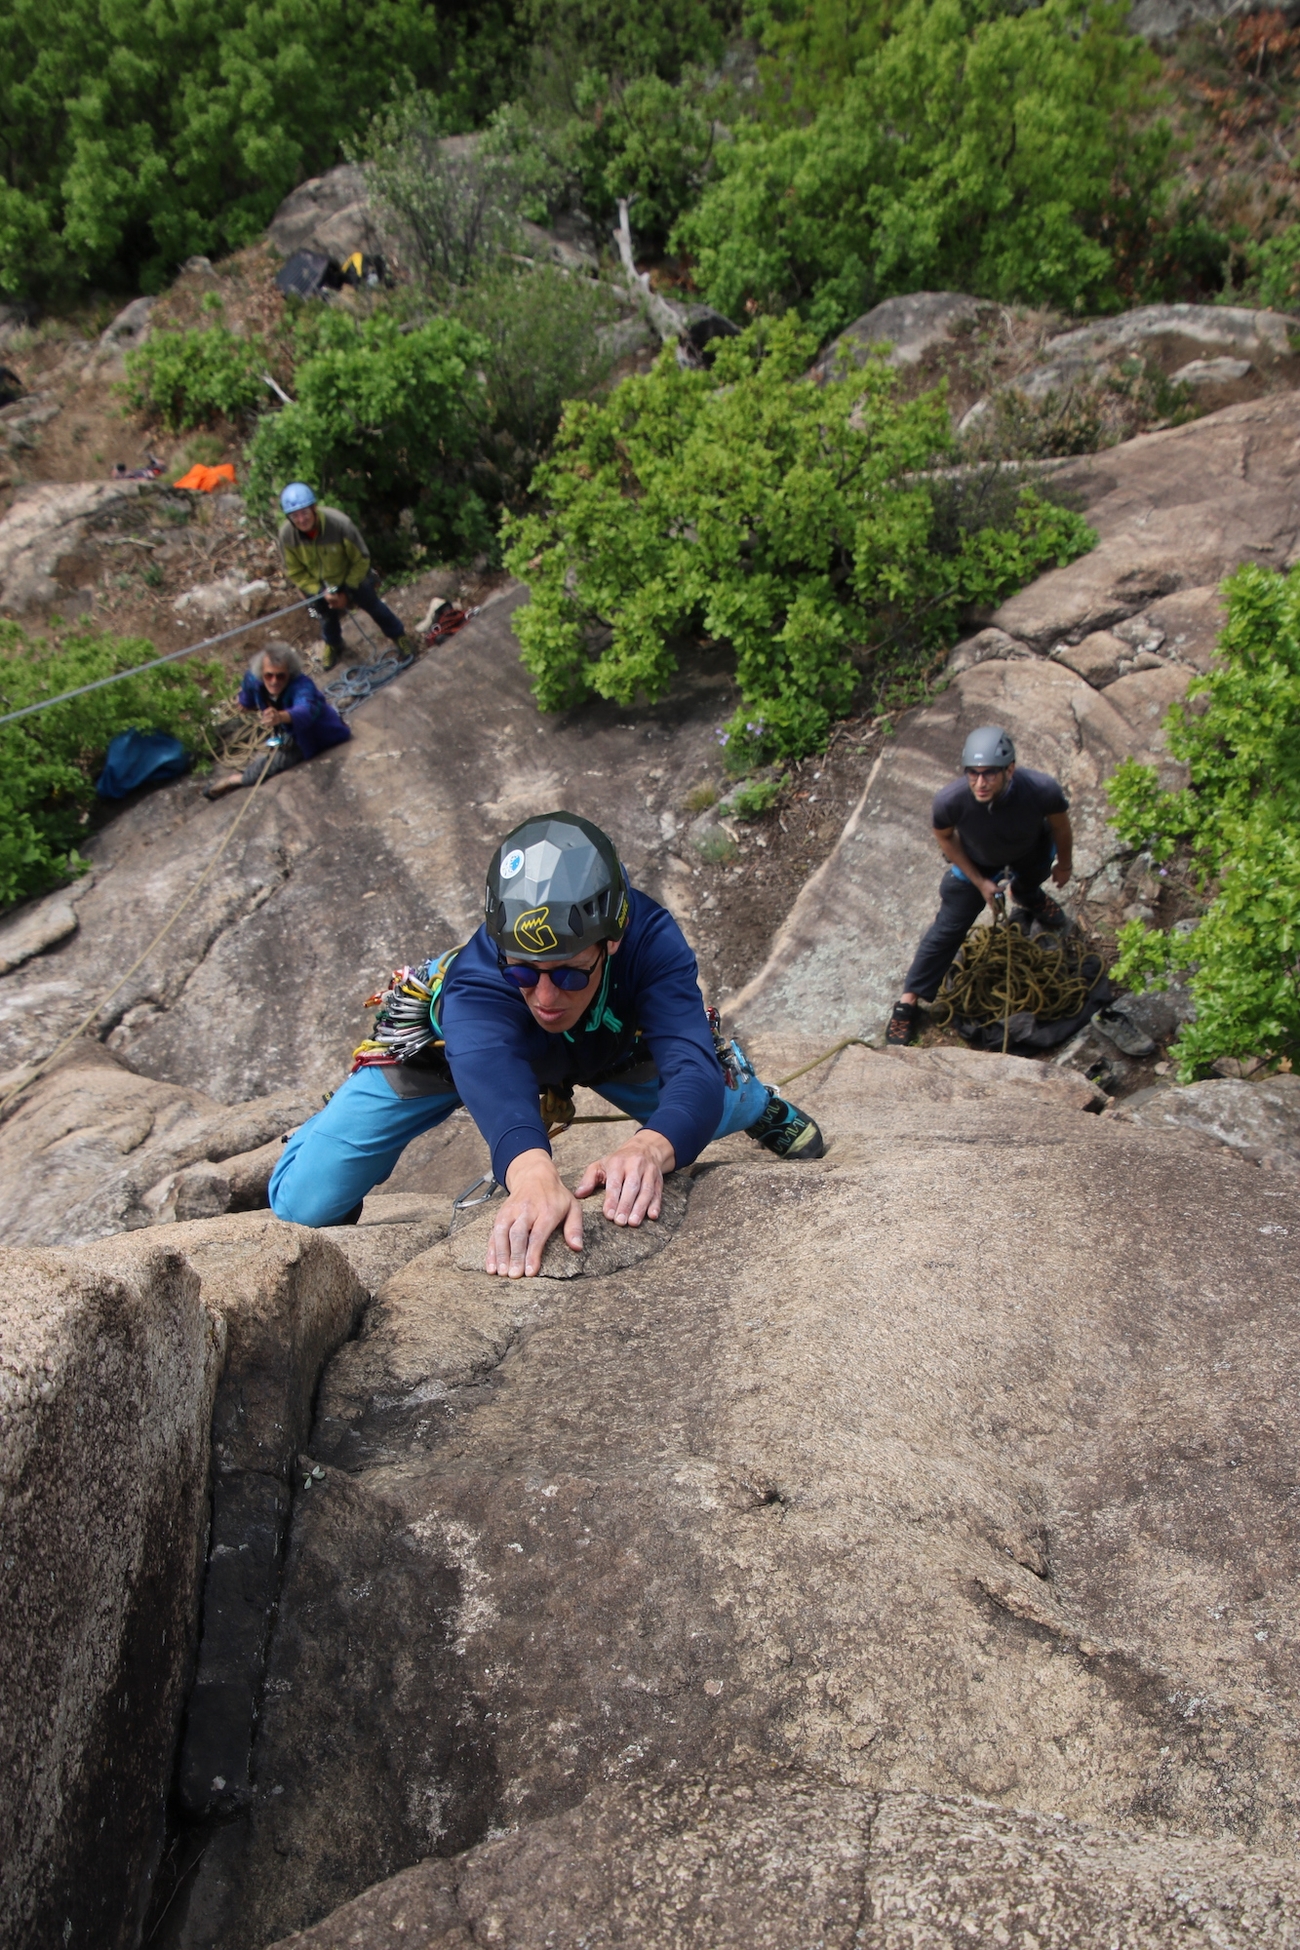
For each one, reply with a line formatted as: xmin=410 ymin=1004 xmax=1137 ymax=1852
xmin=927 ymin=903 xmax=1102 ymax=1053
xmin=0 ymin=746 xmax=280 ymax=1117
xmin=0 ymin=599 xmax=317 ymax=728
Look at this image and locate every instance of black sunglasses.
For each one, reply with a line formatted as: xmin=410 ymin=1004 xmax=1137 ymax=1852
xmin=498 ymin=943 xmax=604 ymax=992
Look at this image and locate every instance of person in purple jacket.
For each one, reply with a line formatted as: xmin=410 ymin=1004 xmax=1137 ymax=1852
xmin=203 ymin=640 xmax=351 ymax=800
xmin=270 ymin=812 xmax=825 ymax=1276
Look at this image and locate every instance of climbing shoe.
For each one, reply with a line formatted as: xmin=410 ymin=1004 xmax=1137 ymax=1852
xmin=885 ymin=999 xmax=918 ymax=1047
xmin=395 ymin=631 xmax=420 ymax=656
xmin=320 ymin=643 xmax=340 ymax=672
xmin=745 ymin=1088 xmax=826 ymax=1160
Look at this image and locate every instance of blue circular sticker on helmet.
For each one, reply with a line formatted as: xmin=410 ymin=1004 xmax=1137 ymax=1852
xmin=500 ymin=847 xmax=525 ymax=880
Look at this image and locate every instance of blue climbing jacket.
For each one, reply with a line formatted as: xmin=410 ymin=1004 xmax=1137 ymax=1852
xmin=237 ymin=669 xmax=350 ymax=761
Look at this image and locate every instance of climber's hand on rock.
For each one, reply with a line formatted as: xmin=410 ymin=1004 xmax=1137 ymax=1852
xmin=575 ymin=1130 xmax=675 ymax=1228
xmin=487 ymin=1149 xmax=582 ymax=1278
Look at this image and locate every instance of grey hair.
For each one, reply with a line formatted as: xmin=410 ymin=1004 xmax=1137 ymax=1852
xmin=251 ymin=638 xmax=303 ymax=680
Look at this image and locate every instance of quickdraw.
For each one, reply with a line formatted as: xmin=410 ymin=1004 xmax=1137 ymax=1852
xmin=350 ymin=947 xmax=461 ymax=1073
xmin=707 ymin=1006 xmax=746 ymax=1090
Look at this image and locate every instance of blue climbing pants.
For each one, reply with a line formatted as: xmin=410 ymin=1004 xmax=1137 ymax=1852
xmin=269 ymin=1058 xmax=771 ymax=1228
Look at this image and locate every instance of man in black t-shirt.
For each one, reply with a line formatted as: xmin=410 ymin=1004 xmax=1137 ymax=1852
xmin=886 ymin=725 xmax=1074 ymax=1046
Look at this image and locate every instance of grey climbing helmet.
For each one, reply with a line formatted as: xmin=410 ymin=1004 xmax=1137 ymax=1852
xmin=485 ymin=812 xmax=630 ymax=960
xmin=961 ymin=725 xmax=1016 ymax=769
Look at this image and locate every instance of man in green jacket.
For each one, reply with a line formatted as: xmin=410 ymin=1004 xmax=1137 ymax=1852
xmin=278 ymin=482 xmax=415 ymax=670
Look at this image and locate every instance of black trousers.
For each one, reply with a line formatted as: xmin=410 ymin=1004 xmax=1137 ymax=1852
xmin=903 ymin=831 xmax=1055 ymax=1001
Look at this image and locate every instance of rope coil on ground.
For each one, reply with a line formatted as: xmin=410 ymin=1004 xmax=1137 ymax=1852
xmin=927 ymin=907 xmax=1101 ymax=1054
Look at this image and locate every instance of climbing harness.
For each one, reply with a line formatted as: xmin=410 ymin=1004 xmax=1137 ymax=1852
xmin=927 ymin=900 xmax=1104 ymax=1054
xmin=0 ymin=746 xmax=281 ymax=1117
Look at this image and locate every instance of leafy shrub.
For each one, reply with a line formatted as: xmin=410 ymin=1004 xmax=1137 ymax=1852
xmin=0 ymin=0 xmax=516 ymax=301
xmin=1107 ymin=561 xmax=1300 ymax=1077
xmin=123 ymin=325 xmax=268 ymax=432
xmin=1241 ymin=222 xmax=1300 ymax=314
xmin=502 ymin=314 xmax=1093 ymax=765
xmin=676 ymin=0 xmax=1171 ymax=334
xmin=362 ymin=97 xmax=526 ymax=293
xmin=244 ymin=309 xmax=494 ymax=569
xmin=455 ymin=265 xmax=617 ymax=495
xmin=0 ymin=625 xmax=225 ymax=908
xmin=495 ymin=71 xmax=721 ymax=254
xmin=728 ymin=774 xmax=787 ymax=818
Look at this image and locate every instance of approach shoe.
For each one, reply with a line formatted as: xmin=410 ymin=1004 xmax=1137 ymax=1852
xmin=395 ymin=631 xmax=420 ymax=656
xmin=885 ymin=999 xmax=918 ymax=1047
xmin=745 ymin=1087 xmax=826 ymax=1160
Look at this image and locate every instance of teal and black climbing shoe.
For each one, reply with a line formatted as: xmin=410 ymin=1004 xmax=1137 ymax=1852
xmin=746 ymin=1088 xmax=826 ymax=1160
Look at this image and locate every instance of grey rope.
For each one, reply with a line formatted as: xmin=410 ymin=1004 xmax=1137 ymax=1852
xmin=0 ymin=598 xmax=317 ymax=727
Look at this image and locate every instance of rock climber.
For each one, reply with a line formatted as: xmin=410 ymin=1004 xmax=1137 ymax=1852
xmin=277 ymin=482 xmax=415 ymax=671
xmin=886 ymin=726 xmax=1074 ymax=1047
xmin=203 ymin=640 xmax=351 ymax=800
xmin=270 ymin=812 xmax=826 ymax=1275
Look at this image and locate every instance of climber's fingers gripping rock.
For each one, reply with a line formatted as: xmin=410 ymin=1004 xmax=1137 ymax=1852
xmin=576 ymin=1129 xmax=674 ymax=1228
xmin=486 ymin=1149 xmax=584 ymax=1279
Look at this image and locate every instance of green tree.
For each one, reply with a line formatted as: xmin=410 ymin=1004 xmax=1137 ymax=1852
xmin=0 ymin=626 xmax=225 ymax=908
xmin=455 ymin=265 xmax=617 ymax=497
xmin=677 ymin=0 xmax=1171 ymax=335
xmin=502 ymin=314 xmax=1093 ymax=765
xmin=244 ymin=308 xmax=495 ymax=567
xmin=1107 ymin=562 xmax=1300 ymax=1078
xmin=0 ymin=0 xmax=520 ymax=301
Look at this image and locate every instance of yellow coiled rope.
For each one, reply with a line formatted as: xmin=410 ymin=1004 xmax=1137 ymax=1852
xmin=928 ymin=905 xmax=1100 ymax=1053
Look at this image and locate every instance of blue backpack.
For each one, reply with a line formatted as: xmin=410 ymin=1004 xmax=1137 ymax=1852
xmin=95 ymin=729 xmax=189 ymax=800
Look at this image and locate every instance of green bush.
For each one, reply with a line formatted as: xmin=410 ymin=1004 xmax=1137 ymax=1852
xmin=676 ymin=0 xmax=1171 ymax=334
xmin=123 ymin=324 xmax=269 ymax=432
xmin=361 ymin=96 xmax=527 ymax=294
xmin=495 ymin=71 xmax=722 ymax=254
xmin=455 ymin=265 xmax=617 ymax=495
xmin=0 ymin=626 xmax=225 ymax=908
xmin=244 ymin=309 xmax=495 ymax=569
xmin=0 ymin=0 xmax=517 ymax=301
xmin=1241 ymin=222 xmax=1300 ymax=314
xmin=502 ymin=315 xmax=1093 ymax=765
xmin=1107 ymin=561 xmax=1300 ymax=1078
xmin=728 ymin=774 xmax=787 ymax=818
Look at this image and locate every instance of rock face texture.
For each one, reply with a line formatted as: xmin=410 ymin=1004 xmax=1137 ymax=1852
xmin=1118 ymin=1073 xmax=1300 ymax=1176
xmin=992 ymin=394 xmax=1300 ymax=651
xmin=268 ymin=1774 xmax=1300 ymax=1950
xmin=142 ymin=1043 xmax=1300 ymax=1948
xmin=0 ymin=1238 xmax=224 ymax=1950
xmin=0 ymin=479 xmax=145 ymax=611
xmin=265 ymin=164 xmax=381 ymax=264
xmin=0 ymin=1213 xmax=386 ymax=1950
xmin=0 ymin=1043 xmax=319 ymax=1247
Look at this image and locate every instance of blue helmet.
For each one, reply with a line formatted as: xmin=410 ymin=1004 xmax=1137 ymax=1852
xmin=279 ymin=482 xmax=317 ymax=514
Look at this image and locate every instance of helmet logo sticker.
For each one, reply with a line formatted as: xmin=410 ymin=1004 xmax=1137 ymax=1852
xmin=514 ymin=907 xmax=558 ymax=953
xmin=500 ymin=847 xmax=525 ymax=880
